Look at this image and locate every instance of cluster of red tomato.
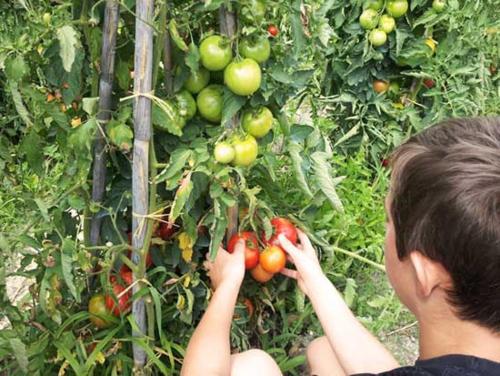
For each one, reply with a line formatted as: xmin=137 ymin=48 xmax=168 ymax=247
xmin=227 ymin=217 xmax=298 ymax=283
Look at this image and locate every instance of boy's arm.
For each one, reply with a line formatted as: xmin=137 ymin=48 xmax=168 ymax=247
xmin=181 ymin=242 xmax=245 ymax=376
xmin=279 ymin=233 xmax=399 ymax=375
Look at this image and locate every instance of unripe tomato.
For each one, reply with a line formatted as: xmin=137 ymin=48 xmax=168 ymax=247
xmin=267 ymin=25 xmax=279 ymax=37
xmin=423 ymin=78 xmax=435 ymax=89
xmin=42 ymin=12 xmax=51 ymax=25
xmin=260 ymin=245 xmax=286 ymax=274
xmin=224 ymin=58 xmax=262 ymax=96
xmin=89 ymin=294 xmax=112 ymax=328
xmin=239 ymin=37 xmax=271 ymax=64
xmin=388 ymin=81 xmax=400 ymax=96
xmin=175 ymin=90 xmax=196 ymax=120
xmin=373 ymin=79 xmax=389 ymax=93
xmin=105 ymin=283 xmax=131 ymax=317
xmin=184 ymin=68 xmax=210 ymax=94
xmin=231 ymin=135 xmax=258 ymax=167
xmin=199 ymin=35 xmax=232 ymax=71
xmin=363 ymin=0 xmax=383 ymax=10
xmin=214 ymin=142 xmax=236 ymax=164
xmin=432 ymin=0 xmax=446 ymax=12
xmin=379 ymin=15 xmax=396 ymax=34
xmin=369 ymin=29 xmax=387 ymax=46
xmin=250 ymin=263 xmax=274 ymax=283
xmin=359 ymin=9 xmax=379 ymax=30
xmin=242 ymin=106 xmax=273 ymax=138
xmin=387 ymin=0 xmax=408 ymax=18
xmin=197 ymin=84 xmax=223 ymax=123
xmin=227 ymin=232 xmax=260 ymax=269
xmin=263 ymin=217 xmax=298 ymax=246
xmin=425 ymin=38 xmax=436 ymax=54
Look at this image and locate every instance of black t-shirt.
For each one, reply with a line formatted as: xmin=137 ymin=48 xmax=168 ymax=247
xmin=353 ymin=355 xmax=500 ymax=376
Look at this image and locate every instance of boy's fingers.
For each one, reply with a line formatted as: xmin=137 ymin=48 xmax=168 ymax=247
xmin=278 ymin=234 xmax=300 ymax=259
xmin=280 ymin=268 xmax=298 ymax=279
xmin=234 ymin=239 xmax=246 ymax=256
xmin=297 ymin=229 xmax=314 ymax=254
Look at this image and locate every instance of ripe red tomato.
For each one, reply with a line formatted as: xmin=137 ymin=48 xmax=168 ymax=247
xmin=250 ymin=263 xmax=274 ymax=283
xmin=263 ymin=217 xmax=298 ymax=246
xmin=199 ymin=35 xmax=233 ymax=71
xmin=224 ymin=58 xmax=262 ymax=96
xmin=227 ymin=232 xmax=260 ymax=269
xmin=267 ymin=25 xmax=278 ymax=37
xmin=260 ymin=245 xmax=286 ymax=274
xmin=423 ymin=78 xmax=435 ymax=89
xmin=105 ymin=283 xmax=131 ymax=317
xmin=119 ymin=265 xmax=133 ymax=286
xmin=373 ymin=80 xmax=389 ymax=94
xmin=88 ymin=294 xmax=112 ymax=328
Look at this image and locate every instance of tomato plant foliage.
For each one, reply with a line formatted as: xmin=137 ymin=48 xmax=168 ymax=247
xmin=0 ymin=0 xmax=498 ymax=374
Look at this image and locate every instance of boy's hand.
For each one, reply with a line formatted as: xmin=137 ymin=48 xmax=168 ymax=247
xmin=279 ymin=230 xmax=324 ymax=296
xmin=204 ymin=240 xmax=245 ymax=291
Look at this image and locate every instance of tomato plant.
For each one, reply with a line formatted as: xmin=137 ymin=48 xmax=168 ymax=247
xmin=231 ymin=134 xmax=259 ymax=167
xmin=196 ymin=84 xmax=223 ymax=122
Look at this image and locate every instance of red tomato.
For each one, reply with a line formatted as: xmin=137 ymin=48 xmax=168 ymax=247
xmin=267 ymin=25 xmax=278 ymax=37
xmin=423 ymin=78 xmax=435 ymax=89
xmin=156 ymin=222 xmax=176 ymax=240
xmin=105 ymin=283 xmax=131 ymax=317
xmin=263 ymin=217 xmax=298 ymax=246
xmin=243 ymin=298 xmax=255 ymax=317
xmin=119 ymin=265 xmax=133 ymax=286
xmin=227 ymin=232 xmax=260 ymax=269
xmin=260 ymin=245 xmax=286 ymax=274
xmin=250 ymin=263 xmax=274 ymax=283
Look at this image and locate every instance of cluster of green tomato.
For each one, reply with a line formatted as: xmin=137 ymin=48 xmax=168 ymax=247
xmin=172 ymin=33 xmax=274 ymax=167
xmin=359 ymin=0 xmax=446 ymax=47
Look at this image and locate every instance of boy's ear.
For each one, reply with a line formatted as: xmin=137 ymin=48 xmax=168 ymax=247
xmin=409 ymin=251 xmax=452 ymax=298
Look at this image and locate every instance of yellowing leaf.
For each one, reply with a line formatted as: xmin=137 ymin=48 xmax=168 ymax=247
xmin=178 ymin=232 xmax=194 ymax=262
xmin=95 ymin=352 xmax=106 ymax=364
xmin=176 ymin=294 xmax=186 ymax=310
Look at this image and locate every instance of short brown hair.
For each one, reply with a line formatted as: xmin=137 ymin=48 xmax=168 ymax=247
xmin=389 ymin=117 xmax=500 ymax=331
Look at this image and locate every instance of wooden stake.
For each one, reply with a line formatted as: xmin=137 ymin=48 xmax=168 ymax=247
xmin=90 ymin=0 xmax=120 ymax=247
xmin=131 ymin=0 xmax=154 ymax=368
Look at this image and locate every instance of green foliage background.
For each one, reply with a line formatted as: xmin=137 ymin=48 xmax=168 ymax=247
xmin=0 ymin=0 xmax=498 ymax=374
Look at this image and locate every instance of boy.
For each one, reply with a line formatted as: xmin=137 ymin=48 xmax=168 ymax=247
xmin=181 ymin=117 xmax=500 ymax=375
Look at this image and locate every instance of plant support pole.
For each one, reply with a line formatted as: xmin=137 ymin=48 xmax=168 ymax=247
xmin=90 ymin=0 xmax=120 ymax=247
xmin=131 ymin=0 xmax=154 ymax=368
xmin=219 ymin=6 xmax=239 ymax=240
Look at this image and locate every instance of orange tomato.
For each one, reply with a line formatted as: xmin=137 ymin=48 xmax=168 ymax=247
xmin=260 ymin=245 xmax=286 ymax=274
xmin=250 ymin=263 xmax=274 ymax=283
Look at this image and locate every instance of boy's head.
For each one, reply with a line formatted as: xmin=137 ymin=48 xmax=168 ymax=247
xmin=384 ymin=117 xmax=500 ymax=331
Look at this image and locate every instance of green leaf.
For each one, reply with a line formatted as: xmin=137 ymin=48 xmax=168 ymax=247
xmin=82 ymin=97 xmax=99 ymax=116
xmin=61 ymin=239 xmax=79 ymax=301
xmin=152 ymin=102 xmax=183 ymax=136
xmin=116 ymin=59 xmax=131 ymax=91
xmin=185 ymin=43 xmax=200 ymax=73
xmin=69 ymin=118 xmax=97 ymax=153
xmin=288 ymin=142 xmax=313 ymax=198
xmin=311 ymin=151 xmax=344 ymax=212
xmin=5 ymin=55 xmax=28 ymax=81
xmin=170 ymin=176 xmax=193 ymax=222
xmin=57 ymin=25 xmax=80 ymax=72
xmin=209 ymin=199 xmax=228 ymax=259
xmin=291 ymin=1 xmax=307 ymax=57
xmin=168 ymin=20 xmax=188 ymax=52
xmin=19 ymin=128 xmax=43 ymax=175
xmin=34 ymin=198 xmax=50 ymax=222
xmin=156 ymin=149 xmax=192 ymax=183
xmin=221 ymin=88 xmax=246 ymax=128
xmin=9 ymin=81 xmax=32 ymax=127
xmin=107 ymin=120 xmax=134 ymax=152
xmin=9 ymin=338 xmax=28 ymax=373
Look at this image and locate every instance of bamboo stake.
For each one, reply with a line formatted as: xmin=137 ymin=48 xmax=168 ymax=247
xmin=89 ymin=0 xmax=120 ymax=247
xmin=219 ymin=6 xmax=239 ymax=240
xmin=131 ymin=0 xmax=154 ymax=368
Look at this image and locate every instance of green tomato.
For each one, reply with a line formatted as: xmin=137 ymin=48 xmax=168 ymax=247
xmin=369 ymin=29 xmax=387 ymax=47
xmin=175 ymin=90 xmax=196 ymax=120
xmin=89 ymin=294 xmax=112 ymax=329
xmin=359 ymin=9 xmax=379 ymax=30
xmin=232 ymin=135 xmax=258 ymax=167
xmin=388 ymin=81 xmax=400 ymax=96
xmin=214 ymin=142 xmax=235 ymax=164
xmin=199 ymin=35 xmax=233 ymax=71
xmin=239 ymin=37 xmax=271 ymax=64
xmin=363 ymin=0 xmax=384 ymax=10
xmin=242 ymin=106 xmax=273 ymax=138
xmin=387 ymin=0 xmax=408 ymax=18
xmin=196 ymin=85 xmax=223 ymax=123
xmin=184 ymin=68 xmax=210 ymax=93
xmin=379 ymin=15 xmax=396 ymax=34
xmin=432 ymin=0 xmax=446 ymax=12
xmin=241 ymin=0 xmax=266 ymax=24
xmin=224 ymin=58 xmax=262 ymax=96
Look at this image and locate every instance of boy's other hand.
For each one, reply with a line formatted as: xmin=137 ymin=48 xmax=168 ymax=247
xmin=279 ymin=230 xmax=324 ymax=296
xmin=204 ymin=240 xmax=245 ymax=291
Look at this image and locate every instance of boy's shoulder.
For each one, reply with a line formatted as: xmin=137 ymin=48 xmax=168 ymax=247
xmin=353 ymin=354 xmax=500 ymax=376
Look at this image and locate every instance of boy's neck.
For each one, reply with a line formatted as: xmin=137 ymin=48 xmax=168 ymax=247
xmin=418 ymin=313 xmax=500 ymax=362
